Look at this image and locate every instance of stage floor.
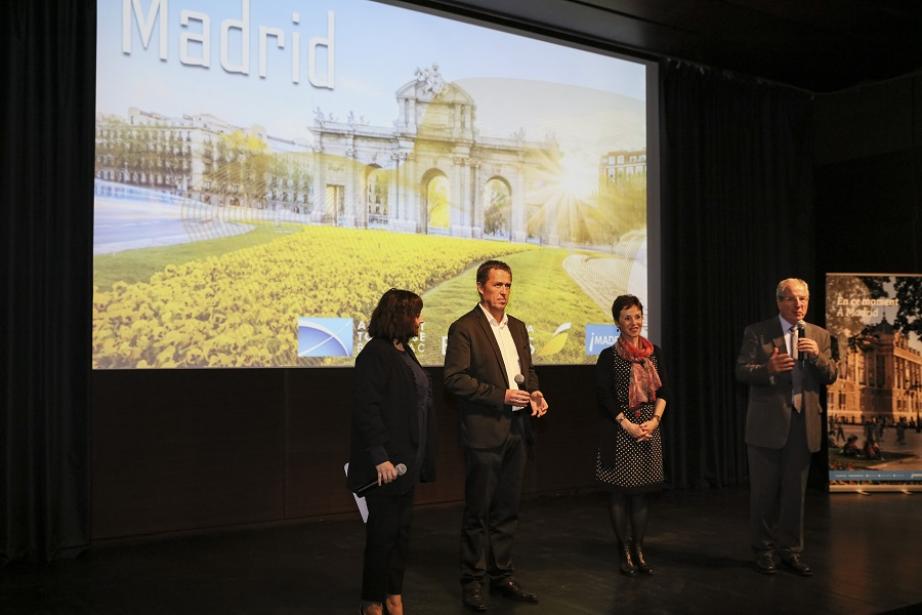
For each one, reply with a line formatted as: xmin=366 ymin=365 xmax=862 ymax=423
xmin=2 ymin=488 xmax=920 ymax=614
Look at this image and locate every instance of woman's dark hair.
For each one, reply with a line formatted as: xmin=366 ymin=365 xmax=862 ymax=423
xmin=368 ymin=288 xmax=423 ymax=343
xmin=611 ymin=294 xmax=644 ymax=323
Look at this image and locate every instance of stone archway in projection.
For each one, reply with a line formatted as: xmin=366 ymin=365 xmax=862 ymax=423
xmin=306 ymin=66 xmax=562 ymax=243
xmin=482 ymin=176 xmax=512 ymax=240
xmin=364 ymin=164 xmax=389 ymax=227
xmin=422 ymin=169 xmax=450 ymax=235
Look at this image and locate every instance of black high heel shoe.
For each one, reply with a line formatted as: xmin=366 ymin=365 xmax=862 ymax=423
xmin=633 ymin=543 xmax=654 ymax=575
xmin=619 ymin=542 xmax=637 ymax=576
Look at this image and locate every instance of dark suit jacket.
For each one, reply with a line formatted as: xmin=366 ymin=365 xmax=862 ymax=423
xmin=735 ymin=317 xmax=838 ymax=453
xmin=347 ymin=337 xmax=437 ymax=495
xmin=443 ymin=306 xmax=539 ymax=449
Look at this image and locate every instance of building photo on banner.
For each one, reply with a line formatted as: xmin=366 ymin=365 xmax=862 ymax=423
xmin=92 ymin=0 xmax=650 ymax=369
xmin=826 ymin=273 xmax=922 ymax=492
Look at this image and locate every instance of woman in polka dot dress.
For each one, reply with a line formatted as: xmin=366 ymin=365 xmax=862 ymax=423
xmin=594 ymin=294 xmax=668 ymax=576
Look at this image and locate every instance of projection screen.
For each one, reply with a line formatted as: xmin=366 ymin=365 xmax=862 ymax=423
xmin=93 ymin=0 xmax=651 ymax=367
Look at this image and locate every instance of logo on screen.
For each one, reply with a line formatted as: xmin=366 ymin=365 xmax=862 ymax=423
xmin=536 ymin=323 xmax=572 ymax=357
xmin=298 ymin=317 xmax=354 ymax=357
xmin=585 ymin=324 xmax=619 ymax=355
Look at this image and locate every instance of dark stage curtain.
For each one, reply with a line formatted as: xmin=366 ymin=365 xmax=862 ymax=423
xmin=657 ymin=60 xmax=816 ymax=489
xmin=1 ymin=1 xmax=95 ymax=563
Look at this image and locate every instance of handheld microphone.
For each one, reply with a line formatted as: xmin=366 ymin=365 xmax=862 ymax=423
xmin=354 ymin=463 xmax=407 ymax=496
xmin=796 ymin=321 xmax=807 ymax=366
xmin=511 ymin=374 xmax=529 ymax=412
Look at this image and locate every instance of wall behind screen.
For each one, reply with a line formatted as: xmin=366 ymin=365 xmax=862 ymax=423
xmin=92 ymin=365 xmax=603 ymax=539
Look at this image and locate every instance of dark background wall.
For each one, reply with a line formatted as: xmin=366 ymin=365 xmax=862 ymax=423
xmin=92 ymin=365 xmax=602 ymax=539
xmin=814 ymin=75 xmax=922 ymax=276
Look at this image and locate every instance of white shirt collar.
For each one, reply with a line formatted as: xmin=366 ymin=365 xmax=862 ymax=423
xmin=779 ymin=314 xmax=796 ymax=332
xmin=479 ymin=303 xmax=508 ymax=328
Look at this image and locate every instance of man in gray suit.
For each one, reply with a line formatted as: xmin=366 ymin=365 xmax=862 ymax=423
xmin=735 ymin=278 xmax=837 ymax=576
xmin=444 ymin=260 xmax=548 ymax=611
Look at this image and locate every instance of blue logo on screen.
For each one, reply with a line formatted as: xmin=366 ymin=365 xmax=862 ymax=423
xmin=585 ymin=324 xmax=619 ymax=355
xmin=298 ymin=317 xmax=354 ymax=357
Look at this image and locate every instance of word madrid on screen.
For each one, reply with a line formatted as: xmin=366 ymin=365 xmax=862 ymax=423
xmin=122 ymin=0 xmax=336 ymax=88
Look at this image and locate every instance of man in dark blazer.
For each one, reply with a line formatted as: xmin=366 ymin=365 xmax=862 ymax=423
xmin=735 ymin=278 xmax=837 ymax=577
xmin=444 ymin=260 xmax=548 ymax=612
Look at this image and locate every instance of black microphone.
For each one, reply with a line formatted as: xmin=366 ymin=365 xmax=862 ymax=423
xmin=354 ymin=463 xmax=407 ymax=496
xmin=509 ymin=374 xmax=529 ymax=412
xmin=796 ymin=321 xmax=807 ymax=366
xmin=514 ymin=374 xmax=527 ymax=407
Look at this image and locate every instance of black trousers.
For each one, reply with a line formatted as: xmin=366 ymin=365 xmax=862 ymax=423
xmin=361 ymin=489 xmax=415 ymax=602
xmin=747 ymin=408 xmax=811 ymax=555
xmin=460 ymin=428 xmax=527 ymax=585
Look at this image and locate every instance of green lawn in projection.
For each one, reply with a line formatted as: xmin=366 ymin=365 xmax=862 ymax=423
xmin=92 ymin=225 xmax=535 ymax=368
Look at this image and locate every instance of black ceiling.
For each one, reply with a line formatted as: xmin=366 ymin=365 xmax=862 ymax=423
xmin=414 ymin=0 xmax=922 ymax=92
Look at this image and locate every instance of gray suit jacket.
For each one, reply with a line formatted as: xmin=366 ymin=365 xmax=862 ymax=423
xmin=735 ymin=317 xmax=838 ymax=452
xmin=443 ymin=306 xmax=539 ymax=449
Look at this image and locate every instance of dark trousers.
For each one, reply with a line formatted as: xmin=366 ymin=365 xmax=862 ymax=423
xmin=460 ymin=429 xmax=527 ymax=586
xmin=747 ymin=409 xmax=811 ymax=555
xmin=361 ymin=489 xmax=415 ymax=602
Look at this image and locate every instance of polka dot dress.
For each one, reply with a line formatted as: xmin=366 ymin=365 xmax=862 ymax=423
xmin=595 ymin=350 xmax=664 ymax=493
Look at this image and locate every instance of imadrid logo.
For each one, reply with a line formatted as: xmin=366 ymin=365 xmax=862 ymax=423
xmin=585 ymin=324 xmax=619 ymax=355
xmin=297 ymin=317 xmax=354 ymax=357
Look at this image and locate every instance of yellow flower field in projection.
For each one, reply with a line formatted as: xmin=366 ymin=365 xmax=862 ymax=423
xmin=92 ymin=226 xmax=533 ymax=368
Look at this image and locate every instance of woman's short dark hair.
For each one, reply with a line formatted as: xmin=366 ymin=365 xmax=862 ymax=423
xmin=611 ymin=294 xmax=643 ymax=322
xmin=368 ymin=288 xmax=423 ymax=343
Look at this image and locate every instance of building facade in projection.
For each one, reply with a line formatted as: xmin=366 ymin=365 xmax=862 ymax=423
xmin=310 ymin=65 xmax=562 ymax=243
xmin=94 ymin=67 xmax=564 ymax=244
xmin=599 ymin=149 xmax=647 ymax=193
xmin=828 ymin=320 xmax=922 ymax=423
xmin=94 ymin=108 xmax=313 ymax=211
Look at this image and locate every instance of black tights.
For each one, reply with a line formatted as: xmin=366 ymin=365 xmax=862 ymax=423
xmin=607 ymin=492 xmax=649 ymax=547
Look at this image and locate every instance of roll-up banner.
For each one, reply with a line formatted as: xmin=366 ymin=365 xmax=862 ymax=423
xmin=826 ymin=273 xmax=922 ymax=492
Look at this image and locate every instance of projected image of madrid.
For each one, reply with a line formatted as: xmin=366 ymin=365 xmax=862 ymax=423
xmin=93 ymin=0 xmax=648 ymax=368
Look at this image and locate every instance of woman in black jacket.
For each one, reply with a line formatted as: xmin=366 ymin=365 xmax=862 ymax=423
xmin=348 ymin=289 xmax=437 ymax=615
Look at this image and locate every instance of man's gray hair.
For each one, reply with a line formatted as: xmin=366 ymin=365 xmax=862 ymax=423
xmin=776 ymin=278 xmax=809 ymax=299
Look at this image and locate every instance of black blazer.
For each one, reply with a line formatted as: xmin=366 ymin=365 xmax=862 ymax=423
xmin=443 ymin=306 xmax=539 ymax=449
xmin=347 ymin=337 xmax=437 ymax=495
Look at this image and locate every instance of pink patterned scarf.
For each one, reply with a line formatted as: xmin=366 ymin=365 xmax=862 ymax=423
xmin=615 ymin=335 xmax=662 ymax=410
